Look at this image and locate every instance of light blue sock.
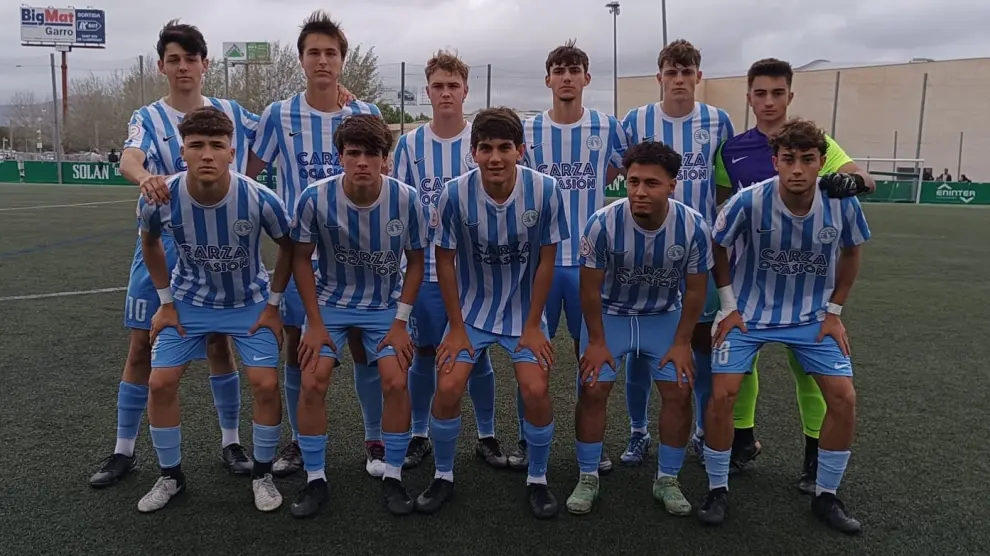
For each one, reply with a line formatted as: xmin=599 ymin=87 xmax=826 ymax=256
xmin=658 ymin=444 xmax=687 ymax=478
xmin=516 ymin=386 xmax=526 ymax=441
xmin=468 ymin=352 xmax=496 ymax=438
xmin=150 ymin=425 xmax=182 ymax=469
xmin=353 ymin=363 xmax=383 ymax=441
xmin=283 ymin=364 xmax=301 ymax=441
xmin=430 ymin=415 xmax=462 ymax=475
xmin=816 ymin=449 xmax=851 ymax=494
xmin=298 ymin=434 xmax=327 ymax=474
xmin=209 ymin=371 xmax=241 ymax=445
xmin=576 ymin=441 xmax=603 ymax=474
xmin=115 ymin=381 xmax=148 ymax=452
xmin=252 ymin=422 xmax=281 ymax=463
xmin=383 ymin=430 xmax=412 ymax=470
xmin=693 ymin=351 xmax=713 ymax=434
xmin=408 ymin=354 xmax=435 ymax=437
xmin=523 ymin=420 xmax=554 ymax=481
xmin=624 ymin=354 xmax=651 ymax=431
xmin=703 ymin=445 xmax=731 ymax=490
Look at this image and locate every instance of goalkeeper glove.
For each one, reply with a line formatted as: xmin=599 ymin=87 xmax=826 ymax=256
xmin=818 ymin=172 xmax=869 ymax=198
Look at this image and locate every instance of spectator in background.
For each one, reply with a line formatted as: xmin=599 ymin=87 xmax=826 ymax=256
xmin=108 ymin=149 xmax=119 ymax=164
xmin=923 ymin=168 xmax=934 ymax=181
xmin=959 ymin=174 xmax=972 ymax=183
xmin=937 ymin=168 xmax=953 ymax=182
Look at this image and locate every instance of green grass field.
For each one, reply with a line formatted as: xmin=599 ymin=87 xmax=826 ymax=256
xmin=1 ymin=183 xmax=987 ymax=556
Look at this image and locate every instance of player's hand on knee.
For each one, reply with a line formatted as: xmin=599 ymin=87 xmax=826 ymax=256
xmin=380 ymin=320 xmax=415 ymax=371
xmin=150 ymin=303 xmax=183 ymax=344
xmin=661 ymin=342 xmax=695 ymax=389
xmin=139 ymin=175 xmax=170 ymax=204
xmin=712 ymin=310 xmax=746 ymax=349
xmin=518 ymin=325 xmax=553 ymax=371
xmin=579 ymin=341 xmax=614 ymax=388
xmin=437 ymin=328 xmax=473 ymax=374
xmin=817 ymin=314 xmax=851 ymax=356
xmin=250 ymin=305 xmax=284 ymax=350
xmin=299 ymin=325 xmax=334 ymax=371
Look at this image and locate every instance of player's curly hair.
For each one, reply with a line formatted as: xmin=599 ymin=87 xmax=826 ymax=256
xmin=622 ymin=141 xmax=682 ymax=179
xmin=333 ymin=114 xmax=393 ymax=158
xmin=157 ymin=19 xmax=207 ymax=61
xmin=177 ymin=106 xmax=233 ymax=139
xmin=770 ymin=118 xmax=828 ymax=157
xmin=747 ymin=58 xmax=793 ymax=88
xmin=657 ymin=39 xmax=701 ymax=70
xmin=298 ymin=10 xmax=348 ymax=59
xmin=470 ymin=107 xmax=523 ymax=148
xmin=426 ymin=50 xmax=470 ymax=83
xmin=545 ymin=39 xmax=589 ymax=74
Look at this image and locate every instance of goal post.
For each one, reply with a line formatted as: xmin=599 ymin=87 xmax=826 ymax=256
xmin=853 ymin=157 xmax=925 ymax=203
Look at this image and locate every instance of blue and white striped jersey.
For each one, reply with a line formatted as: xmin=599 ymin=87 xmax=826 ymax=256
xmin=712 ymin=177 xmax=871 ymax=328
xmin=622 ymin=101 xmax=734 ymax=226
xmin=430 ymin=166 xmax=570 ymax=336
xmin=392 ymin=121 xmax=475 ymax=282
xmin=252 ymin=93 xmax=382 ymax=218
xmin=123 ymin=96 xmax=258 ymax=176
xmin=581 ymin=198 xmax=713 ymax=316
xmin=523 ymin=108 xmax=628 ymax=266
xmin=289 ymin=175 xmax=425 ymax=310
xmin=138 ymin=172 xmax=290 ymax=309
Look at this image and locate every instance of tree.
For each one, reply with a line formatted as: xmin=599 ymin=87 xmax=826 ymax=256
xmin=376 ymin=102 xmax=431 ymax=125
xmin=340 ymin=45 xmax=384 ymax=103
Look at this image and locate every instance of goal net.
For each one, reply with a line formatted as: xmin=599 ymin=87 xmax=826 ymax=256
xmin=853 ymin=157 xmax=925 ymax=203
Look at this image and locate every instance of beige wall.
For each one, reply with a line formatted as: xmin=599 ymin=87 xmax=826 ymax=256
xmin=618 ymin=58 xmax=990 ymax=180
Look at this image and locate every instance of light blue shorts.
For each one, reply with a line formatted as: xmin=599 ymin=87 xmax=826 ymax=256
xmin=280 ymin=259 xmax=318 ymax=328
xmin=410 ymin=281 xmax=446 ymax=348
xmin=712 ymin=321 xmax=853 ymax=377
xmin=308 ymin=305 xmax=400 ymax=363
xmin=151 ymin=299 xmax=279 ymax=369
xmin=546 ymin=266 xmax=582 ymax=340
xmin=123 ymin=234 xmax=179 ymax=330
xmin=579 ymin=311 xmax=681 ymax=383
xmin=446 ymin=323 xmax=547 ymax=365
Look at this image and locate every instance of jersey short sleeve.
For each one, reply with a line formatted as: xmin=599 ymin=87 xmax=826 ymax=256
xmin=712 ymin=192 xmax=748 ymax=248
xmin=687 ymin=218 xmax=714 ymax=274
xmin=123 ymin=110 xmax=158 ymax=162
xmin=231 ymin=101 xmax=260 ymax=145
xmin=579 ymin=214 xmax=608 ymax=269
xmin=252 ymin=103 xmax=280 ymax=165
xmin=541 ymin=182 xmax=570 ymax=246
xmin=404 ymin=190 xmax=426 ymax=251
xmin=608 ymin=116 xmax=630 ymax=169
xmin=137 ymin=196 xmax=163 ymax=235
xmin=391 ymin=136 xmax=414 ymax=185
xmin=431 ymin=183 xmax=459 ymax=249
xmin=714 ymin=142 xmax=731 ymax=188
xmin=839 ymin=196 xmax=871 ymax=248
xmin=260 ymin=190 xmax=290 ymax=240
xmin=718 ymin=109 xmax=736 ymax=145
xmin=289 ymin=187 xmax=319 ymax=244
xmin=821 ymin=135 xmax=854 ymax=174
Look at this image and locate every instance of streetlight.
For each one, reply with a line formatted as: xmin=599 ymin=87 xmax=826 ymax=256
xmin=606 ymin=1 xmax=620 ymax=116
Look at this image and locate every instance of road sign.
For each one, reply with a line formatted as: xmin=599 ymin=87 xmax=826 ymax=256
xmin=223 ymin=42 xmax=272 ymax=64
xmin=20 ymin=7 xmax=106 ymax=47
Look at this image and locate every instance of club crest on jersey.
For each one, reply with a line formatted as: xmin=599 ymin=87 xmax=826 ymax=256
xmin=666 ymin=245 xmax=685 ymax=261
xmin=818 ymin=226 xmax=838 ymax=244
xmin=233 ymin=219 xmax=253 ymax=236
xmin=714 ymin=211 xmax=727 ymax=232
xmin=586 ymin=135 xmax=603 ymax=151
xmin=429 ymin=206 xmax=440 ymax=228
xmin=579 ymin=236 xmax=593 ymax=258
xmin=386 ymin=218 xmax=405 ymax=237
xmin=694 ymin=129 xmax=711 ymax=144
xmin=521 ymin=209 xmax=539 ymax=228
xmin=464 ymin=152 xmax=476 ymax=168
xmin=128 ymin=124 xmax=141 ymax=141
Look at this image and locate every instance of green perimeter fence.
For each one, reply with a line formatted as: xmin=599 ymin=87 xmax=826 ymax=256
xmin=3 ymin=160 xmax=987 ymax=206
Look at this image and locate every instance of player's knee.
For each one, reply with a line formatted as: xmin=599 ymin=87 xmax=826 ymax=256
xmin=578 ymin=382 xmax=610 ymax=407
xmin=147 ymin=371 xmax=179 ymax=400
xmin=300 ymin=370 xmax=330 ymax=401
xmin=250 ymin=371 xmax=280 ymax=405
xmin=659 ymin=382 xmax=692 ymax=408
xmin=821 ymin=380 xmax=857 ymax=418
xmin=709 ymin=386 xmax=739 ymax=415
xmin=379 ymin=369 xmax=408 ymax=397
xmin=518 ymin=377 xmax=549 ymax=406
xmin=126 ymin=330 xmax=153 ymax=373
xmin=433 ymin=376 xmax=462 ymax=411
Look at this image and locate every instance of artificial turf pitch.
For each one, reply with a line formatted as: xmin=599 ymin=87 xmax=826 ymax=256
xmin=0 ymin=183 xmax=987 ymax=556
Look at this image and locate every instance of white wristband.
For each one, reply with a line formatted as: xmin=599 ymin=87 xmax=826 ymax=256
xmin=717 ymin=286 xmax=737 ymax=312
xmin=268 ymin=291 xmax=283 ymax=306
xmin=395 ymin=302 xmax=413 ymax=322
xmin=826 ymin=302 xmax=843 ymax=316
xmin=156 ymin=287 xmax=174 ymax=304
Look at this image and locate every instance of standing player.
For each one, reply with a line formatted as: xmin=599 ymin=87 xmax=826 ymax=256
xmin=135 ymin=106 xmax=292 ymax=513
xmin=700 ymin=119 xmax=868 ymax=534
xmin=391 ymin=51 xmax=504 ymax=469
xmin=622 ymin=39 xmax=735 ymax=467
xmin=566 ymin=141 xmax=711 ymax=516
xmin=416 ymin=107 xmax=568 ymax=519
xmin=288 ymin=114 xmax=425 ymax=518
xmin=90 ymin=20 xmax=258 ymax=488
xmin=249 ymin=11 xmax=387 ymax=479
xmin=713 ymin=58 xmax=877 ymax=489
xmin=509 ymin=40 xmax=627 ymax=473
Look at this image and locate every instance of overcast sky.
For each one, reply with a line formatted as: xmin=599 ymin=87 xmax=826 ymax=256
xmin=2 ymin=0 xmax=988 ymax=112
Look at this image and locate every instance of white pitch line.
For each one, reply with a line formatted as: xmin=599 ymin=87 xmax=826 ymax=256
xmin=0 ymin=286 xmax=126 ymax=301
xmin=0 ymin=199 xmax=133 ymax=212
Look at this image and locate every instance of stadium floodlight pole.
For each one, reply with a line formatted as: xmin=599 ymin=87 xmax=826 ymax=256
xmin=606 ymin=1 xmax=620 ymax=116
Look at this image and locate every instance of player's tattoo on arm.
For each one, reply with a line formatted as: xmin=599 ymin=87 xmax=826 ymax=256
xmin=526 ymin=244 xmax=558 ymax=328
xmin=579 ymin=267 xmax=607 ymax=343
xmin=830 ymin=246 xmax=861 ymax=306
xmin=434 ymin=247 xmax=465 ymax=330
xmin=398 ymin=249 xmax=425 ymax=305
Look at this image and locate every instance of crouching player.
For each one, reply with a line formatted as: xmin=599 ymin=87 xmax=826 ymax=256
xmin=566 ymin=141 xmax=712 ymax=516
xmin=700 ymin=118 xmax=869 ymax=534
xmin=289 ymin=114 xmax=425 ymax=518
xmin=137 ymin=106 xmax=292 ymax=513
